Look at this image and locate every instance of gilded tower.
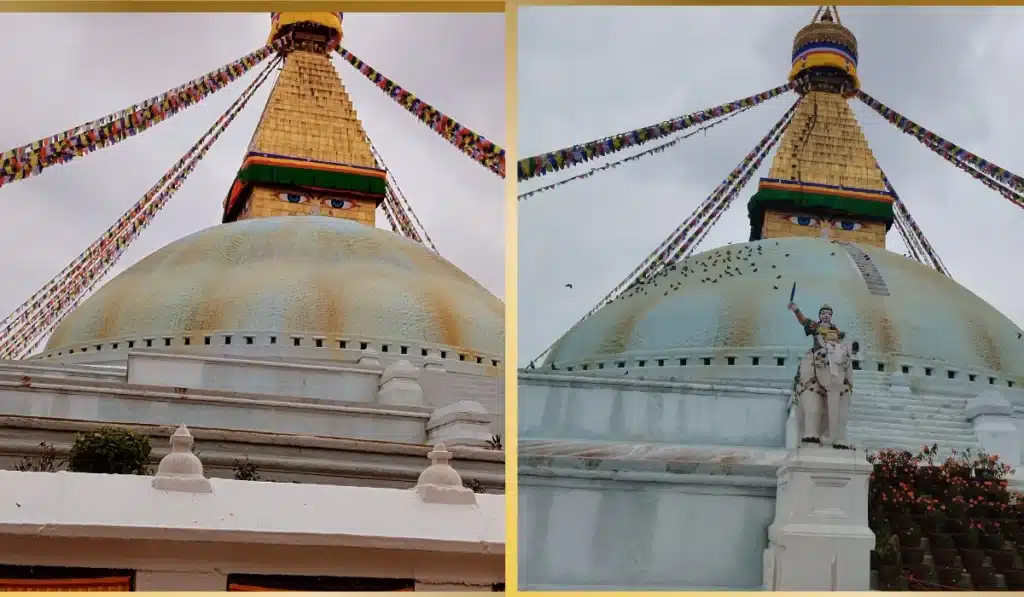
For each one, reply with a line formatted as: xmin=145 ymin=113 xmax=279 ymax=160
xmin=222 ymin=12 xmax=387 ymax=225
xmin=747 ymin=7 xmax=894 ymax=249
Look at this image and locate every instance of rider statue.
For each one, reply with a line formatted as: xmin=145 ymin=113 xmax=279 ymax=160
xmin=786 ymin=301 xmax=855 ymax=448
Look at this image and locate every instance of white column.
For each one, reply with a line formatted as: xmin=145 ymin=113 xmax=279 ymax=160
xmin=763 ymin=445 xmax=874 ymax=591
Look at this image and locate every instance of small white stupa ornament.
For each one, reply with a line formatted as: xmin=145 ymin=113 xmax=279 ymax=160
xmin=414 ymin=443 xmax=476 ymax=505
xmin=152 ymin=424 xmax=213 ymax=494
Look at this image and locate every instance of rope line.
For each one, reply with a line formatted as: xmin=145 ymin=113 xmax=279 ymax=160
xmin=0 ymin=56 xmax=284 ymax=345
xmin=876 ymin=165 xmax=950 ymax=277
xmin=517 ymin=106 xmax=754 ymax=201
xmin=530 ymin=97 xmax=802 ymax=366
xmin=858 ymin=89 xmax=1024 ymax=208
xmin=518 ymin=81 xmax=799 ymax=182
xmin=369 ymin=142 xmax=436 ymax=251
xmin=0 ymin=36 xmax=291 ymax=189
xmin=0 ymin=57 xmax=280 ymax=359
xmin=336 ymin=48 xmax=505 ymax=178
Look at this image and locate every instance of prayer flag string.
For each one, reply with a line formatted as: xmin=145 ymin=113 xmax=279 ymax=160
xmin=0 ymin=57 xmax=281 ymax=359
xmin=0 ymin=35 xmax=292 ymax=190
xmin=923 ymin=136 xmax=1024 ymax=210
xmin=629 ymin=98 xmax=802 ymax=289
xmin=336 ymin=48 xmax=505 ymax=178
xmin=518 ymin=106 xmax=753 ymax=201
xmin=531 ymin=97 xmax=803 ymax=365
xmin=517 ymin=81 xmax=798 ymax=183
xmin=876 ymin=166 xmax=950 ymax=277
xmin=857 ymin=89 xmax=1024 ymax=208
xmin=368 ymin=142 xmax=435 ymax=250
xmin=667 ymin=103 xmax=796 ymax=268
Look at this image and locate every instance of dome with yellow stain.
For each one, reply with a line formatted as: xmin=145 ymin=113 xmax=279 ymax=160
xmin=43 ymin=217 xmax=504 ymax=360
xmin=546 ymin=238 xmax=1024 ymax=381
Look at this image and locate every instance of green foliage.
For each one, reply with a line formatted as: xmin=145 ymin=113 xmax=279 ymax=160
xmin=233 ymin=458 xmax=261 ymax=481
xmin=465 ymin=478 xmax=486 ymax=494
xmin=14 ymin=442 xmax=62 ymax=472
xmin=67 ymin=426 xmax=151 ymax=475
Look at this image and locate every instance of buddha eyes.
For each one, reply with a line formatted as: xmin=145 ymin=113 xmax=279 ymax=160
xmin=787 ymin=216 xmax=862 ymax=232
xmin=277 ymin=193 xmax=354 ymax=210
xmin=789 ymin=215 xmax=819 ymax=227
xmin=325 ymin=199 xmax=355 ymax=210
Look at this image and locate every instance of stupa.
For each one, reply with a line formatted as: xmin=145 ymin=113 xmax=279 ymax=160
xmin=0 ymin=13 xmax=504 ymax=590
xmin=518 ymin=7 xmax=1023 ymax=590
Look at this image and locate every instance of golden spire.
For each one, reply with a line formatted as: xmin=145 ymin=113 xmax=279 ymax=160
xmin=222 ymin=13 xmax=386 ymax=225
xmin=746 ymin=7 xmax=893 ymax=249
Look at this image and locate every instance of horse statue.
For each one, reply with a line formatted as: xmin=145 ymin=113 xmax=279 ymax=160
xmin=784 ymin=302 xmax=855 ymax=448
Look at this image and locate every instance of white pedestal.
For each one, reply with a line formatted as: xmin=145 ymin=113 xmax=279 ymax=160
xmin=763 ymin=445 xmax=875 ymax=591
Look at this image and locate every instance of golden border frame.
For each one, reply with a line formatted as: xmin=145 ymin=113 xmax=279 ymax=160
xmin=0 ymin=1 xmax=503 ymax=11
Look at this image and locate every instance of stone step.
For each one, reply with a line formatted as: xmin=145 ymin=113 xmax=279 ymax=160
xmin=855 ymin=395 xmax=968 ymax=409
xmin=850 ymin=433 xmax=978 ymax=452
xmin=849 ymin=425 xmax=974 ymax=438
xmin=852 ymin=400 xmax=966 ymax=414
xmin=849 ymin=412 xmax=972 ymax=426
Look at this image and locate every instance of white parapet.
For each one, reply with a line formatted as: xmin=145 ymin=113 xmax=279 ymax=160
xmin=763 ymin=444 xmax=874 ymax=591
xmin=965 ymin=389 xmax=1021 ymax=470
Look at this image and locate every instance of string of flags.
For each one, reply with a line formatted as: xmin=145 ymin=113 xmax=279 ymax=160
xmin=924 ymin=137 xmax=1024 ymax=210
xmin=0 ymin=35 xmax=292 ymax=191
xmin=892 ymin=208 xmax=926 ymax=265
xmin=517 ymin=106 xmax=753 ymax=201
xmin=0 ymin=57 xmax=279 ymax=359
xmin=876 ymin=166 xmax=949 ymax=277
xmin=634 ymin=99 xmax=802 ymax=285
xmin=530 ymin=97 xmax=800 ymax=365
xmin=668 ymin=104 xmax=796 ymax=267
xmin=517 ymin=80 xmax=799 ymax=183
xmin=384 ymin=188 xmax=420 ymax=242
xmin=368 ymin=141 xmax=435 ymax=249
xmin=337 ymin=48 xmax=506 ymax=178
xmin=0 ymin=57 xmax=284 ymax=343
xmin=558 ymin=97 xmax=802 ymax=345
xmin=858 ymin=89 xmax=1024 ymax=203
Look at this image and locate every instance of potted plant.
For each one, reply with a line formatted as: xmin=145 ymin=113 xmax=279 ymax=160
xmin=959 ymin=524 xmax=986 ymax=570
xmin=874 ymin=530 xmax=901 ymax=589
xmin=970 ymin=565 xmax=997 ymax=589
xmin=1003 ymin=568 xmax=1024 ymax=591
xmin=980 ymin=520 xmax=1006 ymax=550
xmin=930 ymin=541 xmax=957 ymax=568
xmin=987 ymin=546 xmax=1015 ymax=571
xmin=935 ymin=565 xmax=962 ymax=590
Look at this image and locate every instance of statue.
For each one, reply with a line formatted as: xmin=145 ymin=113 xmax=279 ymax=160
xmin=786 ymin=301 xmax=854 ymax=447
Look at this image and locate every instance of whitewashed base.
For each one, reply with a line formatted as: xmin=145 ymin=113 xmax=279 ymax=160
xmin=763 ymin=445 xmax=874 ymax=591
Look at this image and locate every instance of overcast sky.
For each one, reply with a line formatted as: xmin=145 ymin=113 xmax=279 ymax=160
xmin=0 ymin=13 xmax=504 ymax=353
xmin=517 ymin=6 xmax=1024 ymax=364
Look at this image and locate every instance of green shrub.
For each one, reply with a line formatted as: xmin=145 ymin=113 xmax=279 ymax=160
xmin=67 ymin=426 xmax=151 ymax=475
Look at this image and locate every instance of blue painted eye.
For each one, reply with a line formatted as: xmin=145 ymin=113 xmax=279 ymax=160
xmin=278 ymin=192 xmax=307 ymax=204
xmin=839 ymin=221 xmax=861 ymax=231
xmin=323 ymin=198 xmax=355 ymax=210
xmin=789 ymin=215 xmax=818 ymax=227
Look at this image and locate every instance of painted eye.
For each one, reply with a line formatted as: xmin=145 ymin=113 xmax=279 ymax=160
xmin=789 ymin=215 xmax=818 ymax=227
xmin=323 ymin=198 xmax=355 ymax=210
xmin=278 ymin=193 xmax=308 ymax=204
xmin=837 ymin=221 xmax=862 ymax=231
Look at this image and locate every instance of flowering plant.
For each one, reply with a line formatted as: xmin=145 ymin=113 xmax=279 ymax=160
xmin=867 ymin=444 xmax=1018 ymax=538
